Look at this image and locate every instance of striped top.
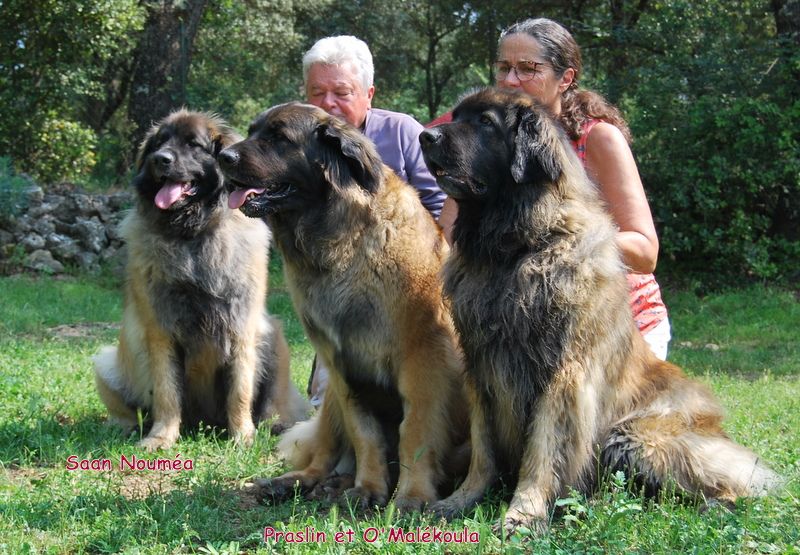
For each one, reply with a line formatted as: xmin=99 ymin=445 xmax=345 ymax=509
xmin=571 ymin=119 xmax=668 ymax=334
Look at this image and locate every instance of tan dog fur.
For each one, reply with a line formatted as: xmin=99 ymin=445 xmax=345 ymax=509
xmin=94 ymin=110 xmax=307 ymax=451
xmin=419 ymin=88 xmax=780 ymax=533
xmin=220 ymin=103 xmax=468 ymax=510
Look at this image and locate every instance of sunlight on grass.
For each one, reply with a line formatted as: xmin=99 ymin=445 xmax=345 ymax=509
xmin=1 ymin=275 xmax=798 ymax=553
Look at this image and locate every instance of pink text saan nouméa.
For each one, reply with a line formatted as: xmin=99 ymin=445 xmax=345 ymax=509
xmin=65 ymin=454 xmax=194 ymax=471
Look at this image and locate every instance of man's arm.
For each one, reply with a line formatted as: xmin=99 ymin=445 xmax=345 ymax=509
xmin=399 ymin=117 xmax=446 ymax=220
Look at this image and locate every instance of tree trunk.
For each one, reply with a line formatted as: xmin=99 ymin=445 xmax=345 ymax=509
xmin=768 ymin=0 xmax=800 ymax=241
xmin=128 ymin=0 xmax=208 ymax=149
xmin=84 ymin=57 xmax=137 ymax=134
xmin=772 ymin=0 xmax=800 ymax=43
xmin=606 ymin=0 xmax=650 ymax=104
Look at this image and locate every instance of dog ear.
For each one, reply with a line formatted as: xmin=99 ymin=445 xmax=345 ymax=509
xmin=511 ymin=109 xmax=561 ymax=185
xmin=135 ymin=125 xmax=161 ymax=172
xmin=210 ymin=123 xmax=243 ymax=156
xmin=317 ymin=120 xmax=382 ymax=193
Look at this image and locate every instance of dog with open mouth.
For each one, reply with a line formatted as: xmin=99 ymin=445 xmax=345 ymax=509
xmin=219 ymin=102 xmax=468 ymax=511
xmin=93 ymin=109 xmax=308 ymax=451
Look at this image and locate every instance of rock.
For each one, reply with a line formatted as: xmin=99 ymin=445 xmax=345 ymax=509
xmin=71 ymin=193 xmax=101 ymax=217
xmin=74 ymin=251 xmax=100 ymax=273
xmin=52 ymin=195 xmax=78 ymax=223
xmin=53 ymin=220 xmax=75 ymax=235
xmin=104 ymin=244 xmax=127 ymax=279
xmin=105 ymin=214 xmax=126 ymax=243
xmin=107 ymin=192 xmax=133 ymax=211
xmin=13 ymin=214 xmax=33 ymax=233
xmin=32 ymin=214 xmax=56 ymax=236
xmin=704 ymin=343 xmax=720 ymax=351
xmin=22 ymin=184 xmax=44 ymax=204
xmin=0 ymin=187 xmax=135 ymax=276
xmin=20 ymin=232 xmax=46 ymax=252
xmin=46 ymin=233 xmax=81 ymax=261
xmin=95 ymin=198 xmax=113 ymax=222
xmin=0 ymin=228 xmax=14 ymax=247
xmin=73 ymin=216 xmax=108 ymax=253
xmin=24 ymin=249 xmax=64 ymax=273
xmin=27 ymin=201 xmax=57 ymax=218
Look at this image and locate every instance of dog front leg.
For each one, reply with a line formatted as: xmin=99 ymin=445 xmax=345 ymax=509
xmin=429 ymin=378 xmax=496 ymax=519
xmin=138 ymin=330 xmax=182 ymax=451
xmin=504 ymin=376 xmax=598 ymax=535
xmin=337 ymin=389 xmax=390 ymax=509
xmin=227 ymin=334 xmax=259 ymax=446
xmin=258 ymin=390 xmax=343 ymax=501
xmin=393 ymin=347 xmax=460 ymax=511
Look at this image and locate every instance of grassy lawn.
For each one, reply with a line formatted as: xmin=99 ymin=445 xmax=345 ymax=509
xmin=0 ymin=262 xmax=798 ymax=554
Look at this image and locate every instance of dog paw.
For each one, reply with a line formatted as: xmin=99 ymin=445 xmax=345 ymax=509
xmin=394 ymin=495 xmax=433 ymax=514
xmin=341 ymin=486 xmax=387 ymax=510
xmin=137 ymin=434 xmax=177 ymax=452
xmin=254 ymin=476 xmax=306 ymax=503
xmin=269 ymin=421 xmax=288 ymax=435
xmin=230 ymin=421 xmax=256 ymax=447
xmin=494 ymin=508 xmax=547 ymax=538
xmin=428 ymin=497 xmax=470 ymax=521
xmin=699 ymin=498 xmax=736 ymax=513
xmin=232 ymin=427 xmax=255 ymax=447
xmin=307 ymin=473 xmax=355 ymax=501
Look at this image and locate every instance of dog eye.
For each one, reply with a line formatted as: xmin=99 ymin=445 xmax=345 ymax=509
xmin=479 ymin=114 xmax=494 ymax=127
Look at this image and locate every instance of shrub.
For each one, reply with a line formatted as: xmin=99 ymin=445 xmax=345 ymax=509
xmin=0 ymin=156 xmax=35 ymax=218
xmin=638 ymin=93 xmax=800 ymax=285
xmin=26 ymin=116 xmax=98 ymax=184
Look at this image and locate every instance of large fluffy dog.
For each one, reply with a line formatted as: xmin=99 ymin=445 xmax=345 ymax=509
xmin=219 ymin=103 xmax=467 ymax=511
xmin=94 ymin=109 xmax=307 ymax=451
xmin=419 ymin=88 xmax=779 ymax=532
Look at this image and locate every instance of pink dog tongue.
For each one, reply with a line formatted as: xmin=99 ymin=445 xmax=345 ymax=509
xmin=228 ymin=187 xmax=265 ymax=209
xmin=155 ymin=182 xmax=188 ymax=209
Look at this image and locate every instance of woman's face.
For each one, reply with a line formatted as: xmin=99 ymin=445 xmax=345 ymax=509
xmin=495 ymin=33 xmax=573 ymax=114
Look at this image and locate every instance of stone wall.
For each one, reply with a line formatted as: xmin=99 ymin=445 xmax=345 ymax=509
xmin=0 ymin=184 xmax=132 ymax=275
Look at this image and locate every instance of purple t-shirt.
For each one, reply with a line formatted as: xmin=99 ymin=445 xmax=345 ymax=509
xmin=362 ymin=108 xmax=445 ymax=219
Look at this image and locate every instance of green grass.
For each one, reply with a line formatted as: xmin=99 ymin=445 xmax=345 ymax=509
xmin=0 ymin=267 xmax=798 ymax=554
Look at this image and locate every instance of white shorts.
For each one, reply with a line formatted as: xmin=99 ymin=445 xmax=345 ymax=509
xmin=643 ymin=317 xmax=671 ymax=361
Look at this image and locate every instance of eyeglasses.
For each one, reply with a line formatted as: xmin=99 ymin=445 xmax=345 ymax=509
xmin=493 ymin=61 xmax=548 ymax=82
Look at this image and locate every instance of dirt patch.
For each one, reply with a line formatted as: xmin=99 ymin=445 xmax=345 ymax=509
xmin=236 ymin=481 xmax=264 ymax=510
xmin=47 ymin=322 xmax=119 ymax=339
xmin=117 ymin=471 xmax=179 ymax=500
xmin=2 ymin=466 xmax=48 ymax=487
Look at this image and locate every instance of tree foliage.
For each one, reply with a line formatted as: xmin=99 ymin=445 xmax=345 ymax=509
xmin=0 ymin=0 xmax=144 ymax=182
xmin=0 ymin=0 xmax=797 ymax=284
xmin=621 ymin=0 xmax=800 ymax=284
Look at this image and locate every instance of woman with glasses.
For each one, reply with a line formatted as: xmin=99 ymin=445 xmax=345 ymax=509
xmin=436 ymin=18 xmax=671 ymax=359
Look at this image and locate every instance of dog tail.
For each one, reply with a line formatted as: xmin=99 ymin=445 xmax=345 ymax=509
xmin=277 ymin=414 xmax=319 ymax=469
xmin=93 ymin=345 xmax=139 ymax=430
xmin=93 ymin=345 xmax=119 ymax=386
xmin=603 ymin=423 xmax=782 ymax=502
xmin=695 ymin=436 xmax=783 ymax=498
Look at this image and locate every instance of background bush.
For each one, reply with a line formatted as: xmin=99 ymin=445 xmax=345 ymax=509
xmin=0 ymin=0 xmax=797 ymax=285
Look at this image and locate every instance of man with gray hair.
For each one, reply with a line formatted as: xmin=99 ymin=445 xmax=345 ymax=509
xmin=302 ymin=35 xmax=446 ymax=405
xmin=303 ymin=35 xmax=445 ymax=218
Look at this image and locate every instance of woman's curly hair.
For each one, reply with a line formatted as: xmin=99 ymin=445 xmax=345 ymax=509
xmin=500 ymin=18 xmax=631 ymax=143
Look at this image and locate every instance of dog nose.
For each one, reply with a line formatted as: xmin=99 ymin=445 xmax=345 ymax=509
xmin=218 ymin=148 xmax=239 ymax=167
xmin=153 ymin=150 xmax=174 ymax=167
xmin=419 ymin=128 xmax=442 ymax=148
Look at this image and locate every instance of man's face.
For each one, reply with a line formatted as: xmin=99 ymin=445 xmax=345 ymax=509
xmin=306 ymin=62 xmax=374 ymax=128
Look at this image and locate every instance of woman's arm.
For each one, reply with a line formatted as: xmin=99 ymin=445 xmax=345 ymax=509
xmin=438 ymin=196 xmax=458 ymax=246
xmin=584 ymin=122 xmax=659 ymax=274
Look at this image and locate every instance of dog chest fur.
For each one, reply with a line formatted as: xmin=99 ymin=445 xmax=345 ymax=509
xmin=121 ymin=207 xmax=268 ymax=355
